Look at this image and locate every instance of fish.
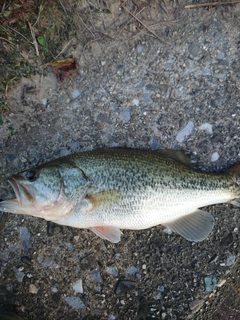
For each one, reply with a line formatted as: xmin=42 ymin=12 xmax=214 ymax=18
xmin=0 ymin=149 xmax=239 ymax=243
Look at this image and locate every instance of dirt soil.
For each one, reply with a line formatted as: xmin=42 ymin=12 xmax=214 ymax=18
xmin=0 ymin=1 xmax=240 ymax=319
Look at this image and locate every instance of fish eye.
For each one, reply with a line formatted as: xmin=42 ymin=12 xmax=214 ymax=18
xmin=26 ymin=170 xmax=39 ymax=182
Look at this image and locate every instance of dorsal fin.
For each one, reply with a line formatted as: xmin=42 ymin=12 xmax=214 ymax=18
xmin=153 ymin=149 xmax=193 ymax=167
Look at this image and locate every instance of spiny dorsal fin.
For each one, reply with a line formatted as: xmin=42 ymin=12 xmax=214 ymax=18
xmin=227 ymin=163 xmax=240 ymax=179
xmin=153 ymin=149 xmax=193 ymax=167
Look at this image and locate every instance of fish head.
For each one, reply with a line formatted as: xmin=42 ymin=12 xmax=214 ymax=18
xmin=0 ymin=165 xmax=73 ymax=220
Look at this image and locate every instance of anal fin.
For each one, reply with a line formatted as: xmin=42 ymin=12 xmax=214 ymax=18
xmin=163 ymin=209 xmax=214 ymax=242
xmin=89 ymin=226 xmax=122 ymax=243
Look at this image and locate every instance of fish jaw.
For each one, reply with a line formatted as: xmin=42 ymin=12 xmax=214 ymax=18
xmin=8 ymin=177 xmax=34 ymax=207
xmin=0 ymin=177 xmax=73 ymax=220
xmin=0 ymin=177 xmax=34 ymax=215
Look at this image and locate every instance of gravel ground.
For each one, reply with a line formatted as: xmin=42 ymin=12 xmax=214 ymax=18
xmin=0 ymin=1 xmax=240 ymax=319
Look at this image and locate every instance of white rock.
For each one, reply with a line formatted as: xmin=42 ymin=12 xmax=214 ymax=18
xmin=163 ymin=227 xmax=172 ymax=235
xmin=64 ymin=296 xmax=85 ymax=309
xmin=199 ymin=123 xmax=213 ymax=134
xmin=211 ymin=152 xmax=219 ymax=162
xmin=132 ymin=99 xmax=139 ymax=106
xmin=72 ymin=90 xmax=80 ymax=99
xmin=176 ymin=121 xmax=194 ymax=142
xmin=73 ymin=279 xmax=83 ymax=293
xmin=41 ymin=98 xmax=47 ymax=106
xmin=29 ymin=284 xmax=38 ymax=294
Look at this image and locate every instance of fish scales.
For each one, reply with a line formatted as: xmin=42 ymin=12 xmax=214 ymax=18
xmin=0 ymin=149 xmax=239 ymax=243
xmin=65 ymin=150 xmax=233 ymax=226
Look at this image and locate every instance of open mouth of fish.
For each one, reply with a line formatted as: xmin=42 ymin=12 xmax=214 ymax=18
xmin=5 ymin=177 xmax=34 ymax=207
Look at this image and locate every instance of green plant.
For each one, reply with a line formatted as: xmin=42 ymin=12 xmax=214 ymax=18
xmin=37 ymin=35 xmax=48 ymax=53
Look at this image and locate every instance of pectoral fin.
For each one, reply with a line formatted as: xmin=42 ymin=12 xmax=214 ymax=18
xmin=87 ymin=190 xmax=122 ymax=209
xmin=89 ymin=226 xmax=122 ymax=243
xmin=163 ymin=209 xmax=214 ymax=242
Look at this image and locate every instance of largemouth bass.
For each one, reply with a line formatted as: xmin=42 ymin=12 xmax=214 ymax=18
xmin=0 ymin=149 xmax=239 ymax=243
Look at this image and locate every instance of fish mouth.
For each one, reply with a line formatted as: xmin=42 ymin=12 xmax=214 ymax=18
xmin=7 ymin=177 xmax=34 ymax=206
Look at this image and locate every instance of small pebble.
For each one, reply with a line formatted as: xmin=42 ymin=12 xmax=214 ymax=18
xmin=42 ymin=257 xmax=53 ymax=268
xmin=137 ymin=45 xmax=144 ymax=54
xmin=145 ymin=84 xmax=155 ymax=91
xmin=72 ymin=141 xmax=79 ymax=149
xmin=226 ymin=255 xmax=235 ymax=266
xmin=211 ymin=152 xmax=219 ymax=162
xmin=158 ymin=285 xmax=165 ymax=292
xmin=126 ymin=266 xmax=139 ymax=275
xmin=73 ymin=279 xmax=83 ymax=293
xmin=189 ymin=298 xmax=204 ymax=313
xmin=29 ymin=284 xmax=39 ymax=294
xmin=162 ymin=62 xmax=173 ymax=70
xmin=60 ymin=149 xmax=70 ymax=157
xmin=177 ymin=86 xmax=184 ymax=92
xmin=20 ymin=227 xmax=31 ymax=251
xmin=135 ymin=81 xmax=145 ymax=90
xmin=142 ymin=92 xmax=150 ymax=104
xmin=216 ymin=52 xmax=226 ymax=60
xmin=199 ymin=123 xmax=213 ymax=134
xmin=204 ymin=275 xmax=217 ymax=292
xmin=7 ymin=154 xmax=15 ymax=161
xmin=91 ymin=270 xmax=102 ymax=283
xmin=132 ymin=99 xmax=139 ymax=106
xmin=17 ymin=272 xmax=25 ymax=282
xmin=106 ymin=267 xmax=118 ymax=277
xmin=176 ymin=121 xmax=194 ymax=143
xmin=109 ymin=314 xmax=116 ymax=320
xmin=217 ymin=279 xmax=226 ymax=287
xmin=111 ymin=142 xmax=119 ymax=147
xmin=73 ymin=102 xmax=80 ymax=109
xmin=188 ymin=42 xmax=203 ymax=59
xmin=163 ymin=227 xmax=172 ymax=235
xmin=72 ymin=90 xmax=80 ymax=99
xmin=119 ymin=108 xmax=131 ymax=123
xmin=41 ymin=98 xmax=47 ymax=106
xmin=202 ymin=68 xmax=212 ymax=76
xmin=217 ymin=74 xmax=227 ymax=81
xmin=64 ymin=296 xmax=85 ymax=309
xmin=162 ymin=312 xmax=167 ymax=319
xmin=115 ymin=280 xmax=136 ymax=294
xmin=66 ymin=243 xmax=74 ymax=251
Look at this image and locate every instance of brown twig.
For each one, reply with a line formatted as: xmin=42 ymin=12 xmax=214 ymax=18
xmin=51 ymin=38 xmax=75 ymax=61
xmin=0 ymin=36 xmax=16 ymax=46
xmin=28 ymin=22 xmax=39 ymax=56
xmin=185 ymin=1 xmax=240 ymax=9
xmin=6 ymin=25 xmax=33 ymax=44
xmin=121 ymin=5 xmax=170 ymax=45
xmin=116 ymin=6 xmax=146 ymax=39
xmin=58 ymin=0 xmax=95 ymax=37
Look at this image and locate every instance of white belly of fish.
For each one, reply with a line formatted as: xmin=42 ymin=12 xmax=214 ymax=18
xmin=94 ymin=188 xmax=233 ymax=229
